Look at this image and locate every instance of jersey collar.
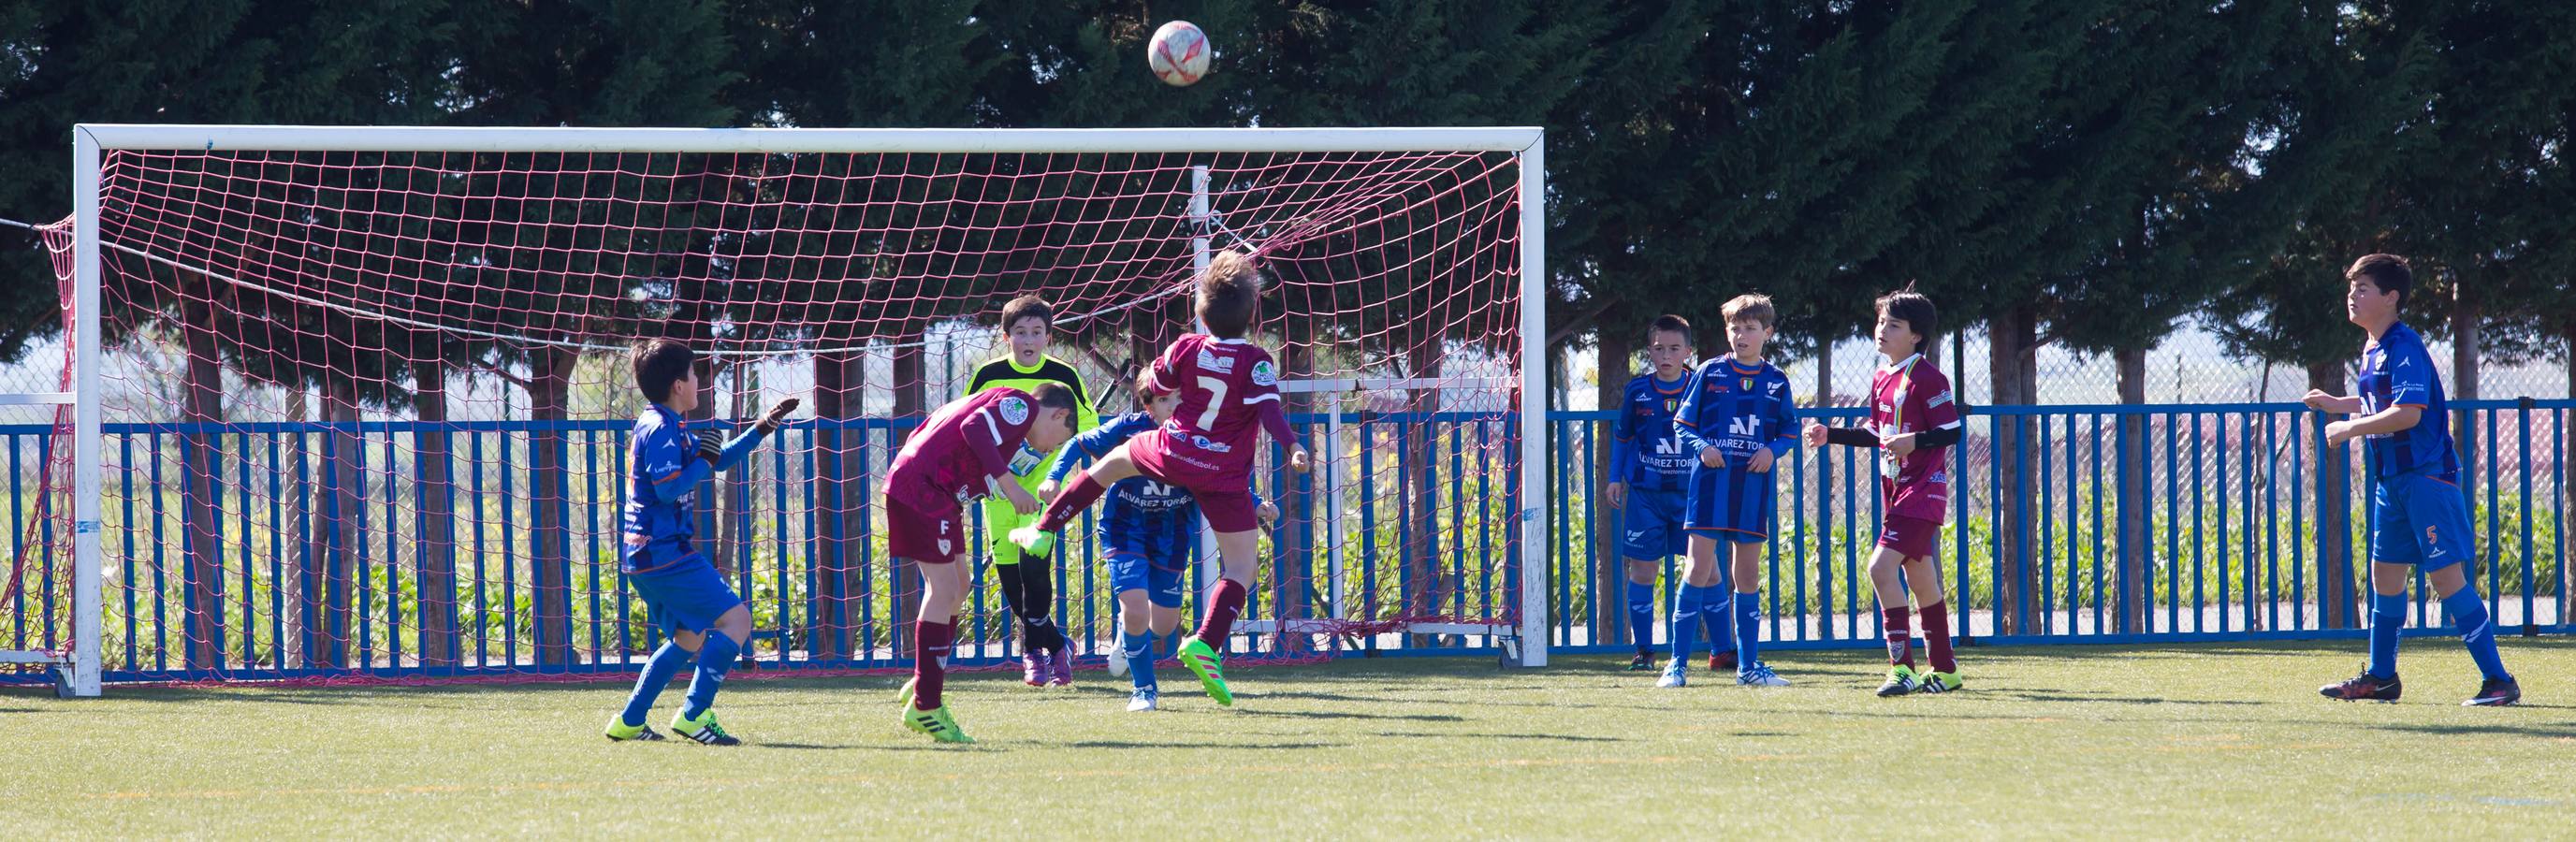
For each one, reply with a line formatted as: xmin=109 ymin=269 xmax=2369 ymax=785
xmin=1880 ymin=353 xmax=1923 ymax=375
xmin=1210 ymin=337 xmax=1250 ymax=345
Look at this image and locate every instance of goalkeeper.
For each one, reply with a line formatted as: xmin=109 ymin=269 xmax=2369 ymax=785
xmin=603 ymin=339 xmax=799 ymax=745
xmin=965 ymin=296 xmax=1099 ymax=688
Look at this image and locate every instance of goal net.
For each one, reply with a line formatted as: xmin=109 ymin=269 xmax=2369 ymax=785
xmin=22 ymin=125 xmax=1546 ymax=690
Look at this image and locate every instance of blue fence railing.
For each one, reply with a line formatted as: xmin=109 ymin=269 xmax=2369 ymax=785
xmin=0 ymin=399 xmax=2567 ymax=682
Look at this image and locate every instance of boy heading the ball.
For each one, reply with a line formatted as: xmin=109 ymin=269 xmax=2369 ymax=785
xmin=1011 ymin=250 xmax=1312 ymax=707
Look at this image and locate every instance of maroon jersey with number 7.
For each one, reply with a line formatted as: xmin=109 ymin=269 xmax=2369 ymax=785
xmin=1142 ymin=333 xmax=1293 ymax=482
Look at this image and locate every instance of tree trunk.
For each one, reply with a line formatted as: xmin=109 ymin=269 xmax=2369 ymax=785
xmin=1278 ymin=319 xmax=1317 ymax=654
xmin=1404 ymin=341 xmax=1445 ymax=646
xmin=809 ymin=350 xmax=858 ymax=660
xmin=179 ymin=312 xmax=226 ymax=670
xmin=1987 ymin=308 xmax=2038 ymax=634
xmin=2309 ymin=361 xmax=2358 ymax=630
xmin=1813 ymin=339 xmax=1834 ymax=638
xmin=281 ymin=388 xmax=306 ymax=668
xmin=2562 ymin=317 xmax=2575 ymax=627
xmin=2116 ymin=344 xmax=2150 ymax=634
xmin=313 ymin=381 xmax=363 ymax=668
xmin=2452 ymin=286 xmax=2481 ymax=502
xmin=891 ymin=338 xmax=926 ymax=650
xmin=526 ymin=346 xmax=579 ymax=667
xmin=1592 ymin=329 xmax=1633 ymax=647
xmin=413 ymin=360 xmax=459 ymax=667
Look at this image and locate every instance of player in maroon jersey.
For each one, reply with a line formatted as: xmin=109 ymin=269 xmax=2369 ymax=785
xmin=1804 ymin=286 xmax=1967 ymax=696
xmin=884 ymin=383 xmax=1081 ymax=743
xmin=1009 ymin=251 xmax=1311 ymax=706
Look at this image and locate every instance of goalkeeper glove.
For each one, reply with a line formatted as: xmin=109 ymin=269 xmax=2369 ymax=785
xmin=753 ymin=396 xmax=803 ymax=435
xmin=693 ymin=429 xmax=724 ymax=465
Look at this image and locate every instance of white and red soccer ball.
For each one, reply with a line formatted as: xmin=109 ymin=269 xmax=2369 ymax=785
xmin=1147 ymin=21 xmax=1211 ymax=87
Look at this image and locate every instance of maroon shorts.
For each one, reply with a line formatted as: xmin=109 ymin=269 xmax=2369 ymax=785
xmin=883 ymin=497 xmax=967 ymax=563
xmin=1876 ymin=515 xmax=1942 ymax=560
xmin=1128 ymin=431 xmax=1259 ymax=532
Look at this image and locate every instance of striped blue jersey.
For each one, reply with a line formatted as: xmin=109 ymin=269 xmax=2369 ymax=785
xmin=2357 ymin=322 xmax=2460 ymax=482
xmin=1673 ymin=357 xmax=1797 ymax=464
xmin=1609 ymin=372 xmax=1694 ymax=492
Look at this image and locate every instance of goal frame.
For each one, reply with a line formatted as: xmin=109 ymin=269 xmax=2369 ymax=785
xmin=58 ymin=123 xmax=1550 ymax=694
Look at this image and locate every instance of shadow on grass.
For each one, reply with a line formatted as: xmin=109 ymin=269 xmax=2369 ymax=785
xmin=1231 ymin=708 xmax=1465 ymax=723
xmin=2366 ymin=721 xmax=2576 ymax=739
xmin=1369 ymin=731 xmax=1623 ymax=742
xmin=1057 ymin=740 xmax=1341 ymax=750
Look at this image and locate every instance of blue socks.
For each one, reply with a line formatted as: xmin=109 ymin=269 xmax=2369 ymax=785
xmin=619 ymin=640 xmax=693 ymax=728
xmin=2443 ymin=588 xmax=2511 ymax=681
xmin=1624 ymin=581 xmax=1656 ymax=652
xmin=1668 ymin=584 xmax=1704 ymax=663
xmin=1696 ymin=583 xmax=1735 ymax=658
xmin=680 ymin=632 xmax=740 ymax=720
xmin=1734 ymin=591 xmax=1761 ymax=669
xmin=2367 ymin=592 xmax=2405 ymax=679
xmin=1125 ymin=630 xmax=1158 ymax=690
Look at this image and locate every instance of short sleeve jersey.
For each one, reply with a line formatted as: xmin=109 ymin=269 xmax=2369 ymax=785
xmin=1675 ymin=357 xmax=1799 ymax=464
xmin=884 ymin=387 xmax=1041 ymax=514
xmin=1145 ymin=334 xmax=1284 ymax=477
xmin=2356 ymin=322 xmax=2459 ymax=483
xmin=1867 ymin=355 xmax=1962 ymax=523
xmin=1613 ymin=373 xmax=1694 ymax=492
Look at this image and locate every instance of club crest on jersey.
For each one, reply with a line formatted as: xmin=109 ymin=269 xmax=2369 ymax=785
xmin=1662 ymin=399 xmax=1677 ymax=414
xmin=998 ymin=396 xmax=1029 ymax=426
xmin=1196 ymin=348 xmax=1236 ymax=374
xmin=1251 ymin=360 xmax=1278 ymax=386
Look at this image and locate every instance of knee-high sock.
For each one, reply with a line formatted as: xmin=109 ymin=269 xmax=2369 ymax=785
xmin=1704 ymin=560 xmax=1735 ymax=653
xmin=1733 ymin=590 xmax=1762 ymax=669
xmin=1020 ymin=556 xmax=1059 ymax=652
xmin=994 ymin=561 xmax=1026 ymax=633
xmin=1668 ymin=583 xmax=1704 ymax=663
xmin=913 ymin=620 xmax=955 ymax=710
xmin=1194 ymin=578 xmax=1247 ymax=645
xmin=680 ymin=632 xmax=739 ymax=720
xmin=2443 ymin=587 xmax=2511 ymax=681
xmin=1696 ymin=583 xmax=1735 ymax=657
xmin=1124 ymin=630 xmax=1157 ymax=690
xmin=2367 ymin=592 xmax=2406 ymax=679
xmin=619 ymin=640 xmax=692 ymax=727
xmin=1883 ymin=604 xmax=1915 ymax=668
xmin=1034 ymin=472 xmax=1108 ymax=534
xmin=1623 ymin=580 xmax=1656 ymax=653
xmin=1918 ymin=600 xmax=1956 ymax=674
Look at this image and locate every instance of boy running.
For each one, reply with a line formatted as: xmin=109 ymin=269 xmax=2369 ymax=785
xmin=2310 ymin=254 xmax=2519 ymax=705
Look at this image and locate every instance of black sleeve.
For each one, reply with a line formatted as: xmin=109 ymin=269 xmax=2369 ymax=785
xmin=1915 ymin=426 xmax=1962 ymax=449
xmin=1824 ymin=426 xmax=1879 ymax=448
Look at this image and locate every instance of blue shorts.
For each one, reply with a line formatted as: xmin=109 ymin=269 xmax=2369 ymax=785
xmin=1687 ymin=462 xmax=1777 ymax=543
xmin=1620 ymin=488 xmax=1689 ymax=560
xmin=1107 ymin=551 xmax=1186 ymax=608
xmin=2369 ymin=470 xmax=2474 ymax=573
xmin=625 ymin=555 xmax=745 ymax=635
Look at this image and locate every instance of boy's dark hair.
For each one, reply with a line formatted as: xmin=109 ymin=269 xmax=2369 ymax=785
xmin=1001 ymin=295 xmax=1055 ymax=332
xmin=2346 ymin=254 xmax=2413 ymax=307
xmin=1197 ymin=250 xmax=1268 ymax=339
xmin=1876 ymin=284 xmax=1938 ymax=358
xmin=1647 ymin=313 xmax=1693 ymax=347
xmin=631 ymin=339 xmax=694 ymax=404
xmin=1028 ymin=382 xmax=1080 ymax=414
xmin=1721 ymin=295 xmax=1777 ymax=330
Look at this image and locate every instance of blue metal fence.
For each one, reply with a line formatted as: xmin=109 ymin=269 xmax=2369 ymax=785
xmin=0 ymin=399 xmax=2567 ymax=683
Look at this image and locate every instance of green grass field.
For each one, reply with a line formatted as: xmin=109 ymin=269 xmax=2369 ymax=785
xmin=7 ymin=640 xmax=2575 ymax=837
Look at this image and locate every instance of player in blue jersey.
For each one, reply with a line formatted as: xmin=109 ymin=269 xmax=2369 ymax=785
xmin=1608 ymin=315 xmax=1733 ymax=671
xmin=2309 ymin=254 xmax=2519 ymax=706
xmin=604 ymin=340 xmax=801 ymax=744
xmin=1043 ymin=372 xmax=1276 ymax=711
xmin=1659 ymin=296 xmax=1797 ymax=689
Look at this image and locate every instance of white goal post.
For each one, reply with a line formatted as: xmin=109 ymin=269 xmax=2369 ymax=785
xmin=55 ymin=124 xmax=1550 ymax=694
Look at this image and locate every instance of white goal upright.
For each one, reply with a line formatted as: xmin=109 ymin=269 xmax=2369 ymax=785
xmin=27 ymin=124 xmax=1547 ymax=693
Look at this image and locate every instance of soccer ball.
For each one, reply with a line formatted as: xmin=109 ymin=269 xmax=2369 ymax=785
xmin=1147 ymin=21 xmax=1211 ymax=87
